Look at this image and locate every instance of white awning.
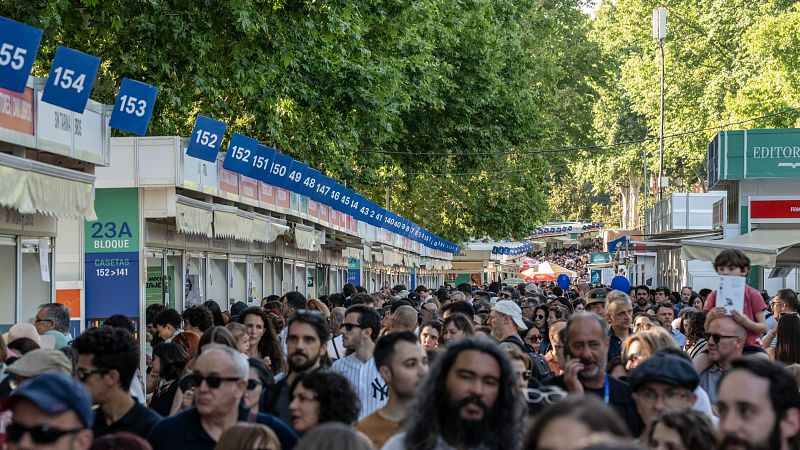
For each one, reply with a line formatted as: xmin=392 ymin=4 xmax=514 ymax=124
xmin=0 ymin=153 xmax=96 ymax=220
xmin=681 ymin=229 xmax=800 ymax=267
xmin=253 ymin=217 xmax=275 ymax=244
xmin=175 ymin=198 xmax=213 ymax=237
xmin=214 ymin=209 xmax=253 ymax=241
xmin=295 ymin=227 xmax=320 ymax=251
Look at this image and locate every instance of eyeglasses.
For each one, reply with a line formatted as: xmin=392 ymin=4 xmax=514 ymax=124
xmin=499 ymin=293 xmax=512 ymax=299
xmin=535 ymin=314 xmax=545 ymax=320
xmin=247 ymin=379 xmax=263 ymax=390
xmin=34 ymin=317 xmax=53 ymax=323
xmin=6 ymin=423 xmax=83 ymax=444
xmin=636 ymin=388 xmax=691 ymax=403
xmin=75 ymin=368 xmax=108 ymax=382
xmin=526 ymin=335 xmax=542 ymax=342
xmin=705 ymin=333 xmax=740 ymax=344
xmin=342 ymin=323 xmax=363 ymax=331
xmin=181 ymin=373 xmax=241 ymax=390
xmin=523 ymin=388 xmax=567 ymax=405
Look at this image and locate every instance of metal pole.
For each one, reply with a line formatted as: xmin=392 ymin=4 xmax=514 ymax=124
xmin=659 ymin=39 xmax=665 ymax=201
xmin=642 ymin=142 xmax=648 ymax=225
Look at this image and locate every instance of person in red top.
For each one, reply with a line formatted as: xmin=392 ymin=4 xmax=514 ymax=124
xmin=704 ymin=249 xmax=768 ymax=355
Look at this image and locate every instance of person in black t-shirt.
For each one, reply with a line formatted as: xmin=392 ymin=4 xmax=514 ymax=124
xmin=72 ymin=326 xmax=162 ymax=439
xmin=560 ymin=312 xmax=644 ymax=436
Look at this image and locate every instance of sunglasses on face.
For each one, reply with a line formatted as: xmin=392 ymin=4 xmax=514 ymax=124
xmin=75 ymin=368 xmax=108 ymax=382
xmin=181 ymin=373 xmax=241 ymax=390
xmin=342 ymin=323 xmax=363 ymax=331
xmin=523 ymin=388 xmax=567 ymax=405
xmin=499 ymin=293 xmax=512 ymax=299
xmin=6 ymin=423 xmax=83 ymax=444
xmin=247 ymin=379 xmax=263 ymax=390
xmin=705 ymin=333 xmax=739 ymax=344
xmin=526 ymin=335 xmax=542 ymax=342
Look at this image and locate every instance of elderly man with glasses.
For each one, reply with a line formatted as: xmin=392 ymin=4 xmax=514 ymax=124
xmin=147 ymin=346 xmax=297 ymax=450
xmin=699 ymin=316 xmax=746 ymax=405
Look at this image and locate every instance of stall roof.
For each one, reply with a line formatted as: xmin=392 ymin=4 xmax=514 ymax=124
xmin=680 ymin=229 xmax=800 ymax=267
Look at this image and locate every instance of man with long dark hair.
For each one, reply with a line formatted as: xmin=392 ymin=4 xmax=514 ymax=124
xmin=382 ymin=337 xmax=524 ymax=450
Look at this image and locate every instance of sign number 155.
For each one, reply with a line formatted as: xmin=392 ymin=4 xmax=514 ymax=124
xmin=0 ymin=43 xmax=26 ymax=70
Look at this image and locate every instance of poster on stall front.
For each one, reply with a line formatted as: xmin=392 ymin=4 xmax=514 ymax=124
xmin=84 ymin=188 xmax=140 ymax=325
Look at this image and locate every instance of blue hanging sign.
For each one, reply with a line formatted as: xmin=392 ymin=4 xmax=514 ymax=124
xmin=265 ymin=151 xmax=295 ymax=189
xmin=0 ymin=17 xmax=43 ymax=93
xmin=333 ymin=186 xmax=357 ymax=214
xmin=41 ymin=46 xmax=101 ymax=113
xmin=222 ymin=133 xmax=264 ymax=177
xmin=109 ymin=78 xmax=159 ymax=135
xmin=186 ymin=115 xmax=226 ymax=162
xmin=285 ymin=162 xmax=315 ymax=198
xmin=248 ymin=145 xmax=277 ymax=183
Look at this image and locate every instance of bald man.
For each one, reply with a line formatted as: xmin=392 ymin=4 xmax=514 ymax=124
xmin=700 ymin=315 xmax=746 ymax=405
xmin=392 ymin=306 xmax=418 ymax=333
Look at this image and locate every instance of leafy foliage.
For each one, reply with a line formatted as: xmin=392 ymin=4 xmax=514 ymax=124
xmin=3 ymin=0 xmax=599 ymax=242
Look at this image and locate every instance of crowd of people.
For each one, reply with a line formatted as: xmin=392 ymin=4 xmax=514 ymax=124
xmin=1 ymin=248 xmax=800 ymax=450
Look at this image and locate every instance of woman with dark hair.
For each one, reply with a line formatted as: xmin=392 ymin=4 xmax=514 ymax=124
xmin=442 ymin=313 xmax=474 ymax=345
xmin=288 ymin=370 xmax=360 ymax=434
xmin=774 ymin=313 xmax=800 ymax=364
xmin=202 ymin=300 xmax=226 ymax=327
xmin=533 ymin=305 xmax=550 ymax=354
xmin=237 ymin=307 xmax=284 ymax=374
xmin=525 ymin=395 xmax=631 ymax=450
xmin=419 ymin=320 xmax=442 ymax=353
xmin=244 ymin=357 xmax=274 ymax=414
xmin=148 ymin=342 xmax=188 ymax=416
xmin=684 ymin=310 xmax=709 ymax=372
xmin=648 ymin=409 xmax=715 ymax=450
xmin=6 ymin=337 xmax=40 ymax=357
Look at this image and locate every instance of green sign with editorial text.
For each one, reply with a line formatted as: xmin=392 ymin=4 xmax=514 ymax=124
xmin=708 ymin=128 xmax=800 ymax=188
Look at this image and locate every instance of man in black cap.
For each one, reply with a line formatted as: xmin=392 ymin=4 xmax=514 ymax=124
xmin=2 ymin=373 xmax=94 ymax=450
xmin=629 ymin=352 xmax=699 ymax=431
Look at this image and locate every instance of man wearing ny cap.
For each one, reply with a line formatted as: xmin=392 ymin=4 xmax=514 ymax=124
xmin=2 ymin=373 xmax=94 ymax=450
xmin=489 ymin=300 xmax=529 ymax=352
xmin=629 ymin=352 xmax=698 ymax=432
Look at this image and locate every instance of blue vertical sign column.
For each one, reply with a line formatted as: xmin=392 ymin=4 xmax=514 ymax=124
xmin=84 ymin=188 xmax=141 ymax=325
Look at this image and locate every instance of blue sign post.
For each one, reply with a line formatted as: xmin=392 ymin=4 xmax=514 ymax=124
xmin=109 ymin=78 xmax=159 ymax=135
xmin=347 ymin=257 xmax=362 ymax=287
xmin=41 ymin=46 xmax=101 ymax=113
xmin=0 ymin=17 xmax=43 ymax=93
xmin=187 ymin=115 xmax=227 ymax=162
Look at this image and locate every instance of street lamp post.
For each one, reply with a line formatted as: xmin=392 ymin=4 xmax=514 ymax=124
xmin=653 ymin=7 xmax=667 ymax=201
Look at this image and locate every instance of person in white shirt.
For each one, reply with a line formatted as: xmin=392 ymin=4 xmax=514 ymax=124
xmin=331 ymin=304 xmax=386 ymax=419
xmin=328 ymin=307 xmax=346 ymax=361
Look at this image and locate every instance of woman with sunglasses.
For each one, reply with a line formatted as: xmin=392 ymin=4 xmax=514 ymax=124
xmin=243 ymin=358 xmax=274 ymax=415
xmin=533 ymin=305 xmax=550 ymax=354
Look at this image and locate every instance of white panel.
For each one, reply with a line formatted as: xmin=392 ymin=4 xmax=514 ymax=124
xmin=54 ymin=219 xmax=82 ymax=282
xmin=138 ymin=137 xmax=179 ymax=185
xmin=97 ymin=138 xmax=137 ymax=187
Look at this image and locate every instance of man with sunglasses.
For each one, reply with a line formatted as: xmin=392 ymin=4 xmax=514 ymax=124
xmin=72 ymin=327 xmax=160 ymax=439
xmin=260 ymin=309 xmax=330 ymax=427
xmin=147 ymin=346 xmax=297 ymax=450
xmin=2 ymin=373 xmax=94 ymax=450
xmin=331 ymin=304 xmax=386 ymax=419
xmin=699 ymin=316 xmax=746 ymax=405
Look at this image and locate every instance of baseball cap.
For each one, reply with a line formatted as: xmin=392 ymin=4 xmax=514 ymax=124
xmin=628 ymin=353 xmax=699 ymax=392
xmin=586 ymin=288 xmax=609 ymax=307
xmin=6 ymin=349 xmax=72 ymax=378
xmin=1 ymin=373 xmax=94 ymax=427
xmin=492 ymin=300 xmax=528 ymax=330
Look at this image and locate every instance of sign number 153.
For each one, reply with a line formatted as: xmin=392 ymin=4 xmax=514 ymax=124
xmin=118 ymin=95 xmax=147 ymax=117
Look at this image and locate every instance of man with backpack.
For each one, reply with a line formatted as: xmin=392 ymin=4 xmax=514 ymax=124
xmin=489 ymin=300 xmax=552 ymax=380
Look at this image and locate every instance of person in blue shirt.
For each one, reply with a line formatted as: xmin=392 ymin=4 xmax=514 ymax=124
xmin=147 ymin=346 xmax=297 ymax=450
